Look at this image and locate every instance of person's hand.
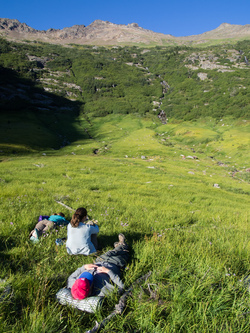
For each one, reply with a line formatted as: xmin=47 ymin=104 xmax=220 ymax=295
xmin=84 ymin=264 xmax=98 ymax=270
xmin=96 ymin=266 xmax=110 ymax=274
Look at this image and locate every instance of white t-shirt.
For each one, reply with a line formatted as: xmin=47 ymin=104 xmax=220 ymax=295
xmin=66 ymin=222 xmax=99 ymax=255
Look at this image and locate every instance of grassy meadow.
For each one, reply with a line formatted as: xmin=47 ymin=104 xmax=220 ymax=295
xmin=0 ymin=114 xmax=249 ymax=332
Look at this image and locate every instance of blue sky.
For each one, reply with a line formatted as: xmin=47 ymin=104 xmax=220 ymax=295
xmin=1 ymin=0 xmax=249 ymax=37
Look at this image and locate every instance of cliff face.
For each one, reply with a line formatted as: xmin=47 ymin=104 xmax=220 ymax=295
xmin=0 ymin=18 xmax=250 ymax=46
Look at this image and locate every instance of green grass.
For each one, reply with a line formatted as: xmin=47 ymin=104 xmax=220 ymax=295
xmin=0 ymin=114 xmax=249 ymax=332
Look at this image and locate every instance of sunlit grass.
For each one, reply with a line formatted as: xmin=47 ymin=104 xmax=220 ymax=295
xmin=0 ymin=115 xmax=249 ymax=332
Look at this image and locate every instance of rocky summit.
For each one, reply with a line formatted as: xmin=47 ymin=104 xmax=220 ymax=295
xmin=0 ymin=18 xmax=250 ymax=46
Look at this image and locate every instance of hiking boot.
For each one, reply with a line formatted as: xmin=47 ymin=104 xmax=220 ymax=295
xmin=113 ymin=234 xmax=127 ymax=248
xmin=118 ymin=233 xmax=126 ymax=245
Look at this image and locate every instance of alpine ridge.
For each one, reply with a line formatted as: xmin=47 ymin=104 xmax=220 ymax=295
xmin=0 ymin=18 xmax=250 ymax=46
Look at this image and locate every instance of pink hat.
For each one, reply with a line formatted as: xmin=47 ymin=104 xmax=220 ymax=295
xmin=71 ymin=278 xmax=90 ymax=300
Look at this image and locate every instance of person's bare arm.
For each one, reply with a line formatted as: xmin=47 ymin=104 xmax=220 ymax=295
xmin=96 ymin=266 xmax=110 ymax=274
xmin=84 ymin=264 xmax=99 ymax=270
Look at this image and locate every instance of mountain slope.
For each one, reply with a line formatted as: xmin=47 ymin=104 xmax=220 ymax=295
xmin=183 ymin=23 xmax=250 ymax=40
xmin=0 ymin=18 xmax=250 ymax=46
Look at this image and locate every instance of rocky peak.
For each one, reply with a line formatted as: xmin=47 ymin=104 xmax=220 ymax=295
xmin=127 ymin=23 xmax=139 ymax=28
xmin=0 ymin=18 xmax=36 ymax=33
xmin=89 ymin=20 xmax=115 ymax=27
xmin=0 ymin=18 xmax=249 ymax=46
xmin=218 ymin=23 xmax=232 ymax=29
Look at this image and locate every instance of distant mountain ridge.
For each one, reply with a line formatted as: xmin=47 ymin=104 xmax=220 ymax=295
xmin=0 ymin=18 xmax=250 ymax=46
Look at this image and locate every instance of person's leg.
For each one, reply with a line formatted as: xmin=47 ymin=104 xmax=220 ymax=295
xmin=43 ymin=220 xmax=54 ymax=232
xmin=33 ymin=220 xmax=47 ymax=237
xmin=29 ymin=230 xmax=36 ymax=238
xmin=34 ymin=220 xmax=54 ymax=236
xmin=95 ymin=234 xmax=129 ymax=268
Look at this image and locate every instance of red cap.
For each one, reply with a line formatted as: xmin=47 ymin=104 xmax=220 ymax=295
xmin=71 ymin=278 xmax=90 ymax=300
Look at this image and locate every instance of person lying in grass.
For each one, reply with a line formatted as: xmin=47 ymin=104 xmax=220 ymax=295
xmin=29 ymin=212 xmax=69 ymax=242
xmin=67 ymin=234 xmax=129 ymax=299
xmin=66 ymin=207 xmax=99 ymax=255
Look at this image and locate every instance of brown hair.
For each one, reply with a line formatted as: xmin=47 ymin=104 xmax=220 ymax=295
xmin=58 ymin=212 xmax=65 ymax=217
xmin=70 ymin=207 xmax=87 ymax=228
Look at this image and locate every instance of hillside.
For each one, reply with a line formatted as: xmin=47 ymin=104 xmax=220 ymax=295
xmin=1 ymin=18 xmax=250 ymax=46
xmin=0 ymin=38 xmax=249 ymax=152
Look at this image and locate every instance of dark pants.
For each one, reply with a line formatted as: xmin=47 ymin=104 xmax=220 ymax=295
xmin=95 ymin=244 xmax=129 ymax=268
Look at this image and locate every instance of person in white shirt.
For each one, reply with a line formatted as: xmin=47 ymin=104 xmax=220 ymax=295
xmin=66 ymin=207 xmax=99 ymax=255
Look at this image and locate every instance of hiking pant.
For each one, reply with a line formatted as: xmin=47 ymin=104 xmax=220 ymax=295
xmin=95 ymin=244 xmax=129 ymax=268
xmin=35 ymin=219 xmax=54 ymax=236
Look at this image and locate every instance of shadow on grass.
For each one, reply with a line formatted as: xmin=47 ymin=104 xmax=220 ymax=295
xmin=0 ymin=235 xmax=43 ymax=275
xmin=0 ymin=251 xmax=31 ymax=275
xmin=97 ymin=231 xmax=149 ymax=253
xmin=0 ymin=235 xmax=16 ymax=252
xmin=0 ymin=67 xmax=88 ymax=153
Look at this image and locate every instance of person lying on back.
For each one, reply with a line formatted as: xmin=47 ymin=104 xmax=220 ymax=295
xmin=67 ymin=234 xmax=129 ymax=299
